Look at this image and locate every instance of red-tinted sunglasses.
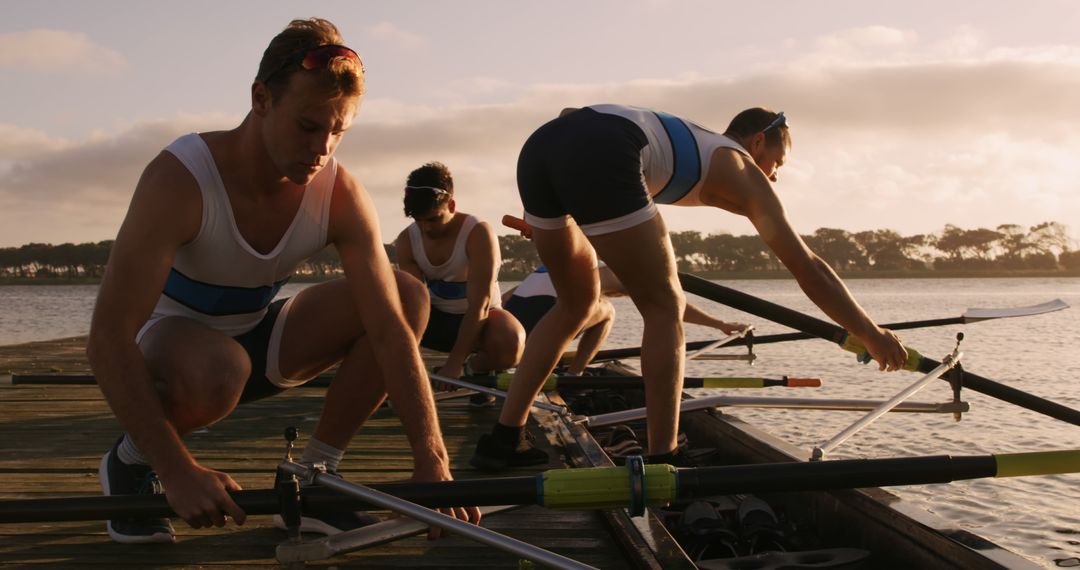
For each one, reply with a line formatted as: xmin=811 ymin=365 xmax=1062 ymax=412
xmin=260 ymin=44 xmax=363 ymax=83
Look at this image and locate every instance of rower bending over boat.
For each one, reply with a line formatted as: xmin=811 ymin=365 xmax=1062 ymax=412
xmin=502 ymin=262 xmax=748 ymax=375
xmin=470 ymin=104 xmax=908 ymax=472
xmin=86 ymin=18 xmax=479 ymax=545
xmin=394 ymin=162 xmax=525 ymax=405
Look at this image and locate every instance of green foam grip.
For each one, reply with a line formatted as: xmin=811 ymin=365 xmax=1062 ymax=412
xmin=538 ymin=464 xmax=678 ymax=510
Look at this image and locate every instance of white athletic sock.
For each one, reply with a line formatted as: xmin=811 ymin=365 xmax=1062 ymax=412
xmin=116 ymin=433 xmax=149 ymax=466
xmin=300 ymin=437 xmax=345 ymax=473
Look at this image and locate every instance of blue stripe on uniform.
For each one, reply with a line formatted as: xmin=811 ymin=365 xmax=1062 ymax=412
xmin=651 ymin=111 xmax=701 ymax=205
xmin=162 ymin=269 xmax=290 ymax=316
xmin=428 ymin=279 xmax=468 ymax=300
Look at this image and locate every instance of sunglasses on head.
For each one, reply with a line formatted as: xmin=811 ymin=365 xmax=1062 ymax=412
xmin=260 ymin=44 xmax=364 ymax=84
xmin=404 ymin=185 xmax=450 ymax=198
xmin=762 ymin=111 xmax=788 ymax=132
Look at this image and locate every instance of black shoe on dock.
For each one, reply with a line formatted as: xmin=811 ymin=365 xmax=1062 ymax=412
xmin=469 ymin=432 xmax=550 ymax=471
xmin=99 ymin=440 xmax=176 ymax=544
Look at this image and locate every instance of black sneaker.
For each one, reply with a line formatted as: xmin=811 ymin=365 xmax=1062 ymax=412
xmin=469 ymin=432 xmax=550 ymax=471
xmin=99 ymin=439 xmax=176 ymax=544
xmin=272 ymin=470 xmax=381 ymax=535
xmin=468 ymin=392 xmax=498 ymax=408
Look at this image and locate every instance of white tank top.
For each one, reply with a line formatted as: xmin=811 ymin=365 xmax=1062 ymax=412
xmin=407 ymin=214 xmax=502 ymax=314
xmin=138 ymin=133 xmax=336 ymax=340
xmin=587 ymin=104 xmax=752 ymax=207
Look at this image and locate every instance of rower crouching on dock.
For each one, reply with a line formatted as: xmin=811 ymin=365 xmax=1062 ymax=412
xmin=86 ymin=18 xmax=479 ymax=544
xmin=502 ymin=261 xmax=748 ymax=375
xmin=471 ymin=104 xmax=909 ymax=472
xmin=394 ymin=162 xmax=525 ymax=405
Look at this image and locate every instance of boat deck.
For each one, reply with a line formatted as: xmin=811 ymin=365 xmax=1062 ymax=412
xmin=0 ymin=339 xmax=636 ymax=569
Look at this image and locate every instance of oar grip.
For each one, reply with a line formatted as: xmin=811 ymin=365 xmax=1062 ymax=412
xmin=538 ymin=464 xmax=678 ymax=510
xmin=994 ymin=450 xmax=1080 ymax=478
xmin=840 ymin=335 xmax=922 ymax=372
xmin=496 ymin=372 xmax=557 ymax=392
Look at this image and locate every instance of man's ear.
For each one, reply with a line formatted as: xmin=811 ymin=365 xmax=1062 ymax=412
xmin=448 ymin=199 xmax=457 ymax=214
xmin=748 ymin=132 xmax=767 ymax=155
xmin=252 ymin=82 xmax=273 ymax=117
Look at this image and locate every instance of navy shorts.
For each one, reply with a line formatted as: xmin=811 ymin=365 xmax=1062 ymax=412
xmin=503 ymin=294 xmax=555 ymax=335
xmin=517 ymin=108 xmax=654 ymax=235
xmin=420 ymin=306 xmax=464 ymax=353
xmin=236 ymin=298 xmax=289 ymax=404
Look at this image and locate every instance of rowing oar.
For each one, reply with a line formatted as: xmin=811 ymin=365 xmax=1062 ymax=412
xmin=581 ymin=298 xmax=1070 ymax=362
xmin=1 ymin=450 xmax=1075 ymax=523
xmin=276 ymin=462 xmax=595 ymax=570
xmin=565 ymin=328 xmax=755 ymax=365
xmin=469 ymin=372 xmax=821 ymax=391
xmin=677 ymin=272 xmax=1080 ymax=427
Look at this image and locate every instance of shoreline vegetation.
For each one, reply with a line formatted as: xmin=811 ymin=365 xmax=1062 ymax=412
xmin=3 ymin=222 xmax=1079 ymax=285
xmin=4 ymin=268 xmax=1080 ymax=286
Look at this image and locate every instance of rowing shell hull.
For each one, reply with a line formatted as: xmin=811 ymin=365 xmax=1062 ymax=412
xmin=538 ymin=361 xmax=1040 ymax=570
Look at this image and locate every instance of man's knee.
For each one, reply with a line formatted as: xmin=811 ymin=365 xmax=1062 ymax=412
xmin=484 ymin=310 xmax=525 ymax=367
xmin=394 ymin=270 xmax=429 ymax=334
xmin=158 ymin=346 xmax=249 ymax=430
xmin=638 ymin=287 xmax=685 ymax=324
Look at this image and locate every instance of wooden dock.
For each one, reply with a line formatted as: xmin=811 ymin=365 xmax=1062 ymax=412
xmin=0 ymin=338 xmax=636 ymax=568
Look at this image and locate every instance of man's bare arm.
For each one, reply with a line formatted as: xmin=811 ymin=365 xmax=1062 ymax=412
xmin=441 ymin=221 xmax=499 ymax=375
xmin=328 ymin=166 xmax=450 ymax=472
xmin=394 ymin=230 xmax=425 ymax=282
xmin=86 ymin=152 xmax=245 ymax=526
xmin=705 ymin=152 xmax=906 ymax=370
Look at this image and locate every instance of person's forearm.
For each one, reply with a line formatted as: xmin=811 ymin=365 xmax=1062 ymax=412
xmin=87 ymin=334 xmax=194 ymax=477
xmin=370 ymin=324 xmax=449 ymax=468
xmin=792 ymin=257 xmax=878 ymax=338
xmin=683 ymin=303 xmax=728 ymax=329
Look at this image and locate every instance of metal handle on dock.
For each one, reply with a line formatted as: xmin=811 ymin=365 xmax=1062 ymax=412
xmin=277 ymin=462 xmax=596 ymax=570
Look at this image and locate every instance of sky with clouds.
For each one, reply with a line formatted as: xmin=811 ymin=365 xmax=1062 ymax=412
xmin=2 ymin=0 xmax=1079 ymax=247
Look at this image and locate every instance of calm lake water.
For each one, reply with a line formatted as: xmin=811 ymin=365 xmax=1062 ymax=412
xmin=1 ymin=278 xmax=1078 ymax=567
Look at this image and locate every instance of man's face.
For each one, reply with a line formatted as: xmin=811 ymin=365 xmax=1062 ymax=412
xmin=752 ymin=141 xmax=788 ymax=183
xmin=413 ymin=201 xmax=455 ymax=239
xmin=259 ymin=72 xmax=360 ymax=185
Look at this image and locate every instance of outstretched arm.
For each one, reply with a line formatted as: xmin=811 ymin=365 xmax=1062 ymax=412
xmin=87 ymin=151 xmax=245 ymax=528
xmin=702 ymin=151 xmax=907 ymax=371
xmin=328 ymin=166 xmax=452 ymax=473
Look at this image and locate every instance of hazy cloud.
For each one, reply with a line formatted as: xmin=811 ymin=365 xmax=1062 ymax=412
xmin=3 ymin=56 xmax=1079 ymax=246
xmin=364 ymin=22 xmax=427 ymax=51
xmin=0 ymin=29 xmax=127 ymax=74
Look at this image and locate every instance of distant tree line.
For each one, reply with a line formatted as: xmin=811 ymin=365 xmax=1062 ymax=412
xmin=2 ymin=222 xmax=1078 ymax=281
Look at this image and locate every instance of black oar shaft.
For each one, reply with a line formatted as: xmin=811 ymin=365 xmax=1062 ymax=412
xmin=678 ymin=273 xmax=1080 ymax=427
xmin=678 ymin=455 xmax=997 ymax=498
xmin=0 ymin=477 xmax=538 ymax=524
xmin=1 ymin=452 xmax=1074 ymax=523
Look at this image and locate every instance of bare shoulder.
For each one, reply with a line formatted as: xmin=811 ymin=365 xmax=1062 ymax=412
xmin=466 ymin=218 xmax=497 ymax=246
xmin=701 ymin=148 xmax=776 ymax=215
xmin=125 ymin=150 xmax=202 ymax=245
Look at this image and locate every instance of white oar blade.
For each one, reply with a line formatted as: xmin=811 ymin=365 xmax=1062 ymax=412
xmin=963 ymin=298 xmax=1069 ymax=322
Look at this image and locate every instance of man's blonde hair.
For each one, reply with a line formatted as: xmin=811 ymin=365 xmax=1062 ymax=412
xmin=256 ymin=18 xmax=364 ymax=100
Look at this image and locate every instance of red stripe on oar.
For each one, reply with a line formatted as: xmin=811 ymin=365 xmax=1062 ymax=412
xmin=786 ymin=377 xmax=822 ymax=387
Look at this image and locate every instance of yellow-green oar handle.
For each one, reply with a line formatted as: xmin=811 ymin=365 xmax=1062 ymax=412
xmin=539 ymin=464 xmax=678 ymax=510
xmin=995 ymin=450 xmax=1080 ymax=478
xmin=495 ymin=372 xmax=557 ymax=391
xmin=840 ymin=335 xmax=923 ymax=371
